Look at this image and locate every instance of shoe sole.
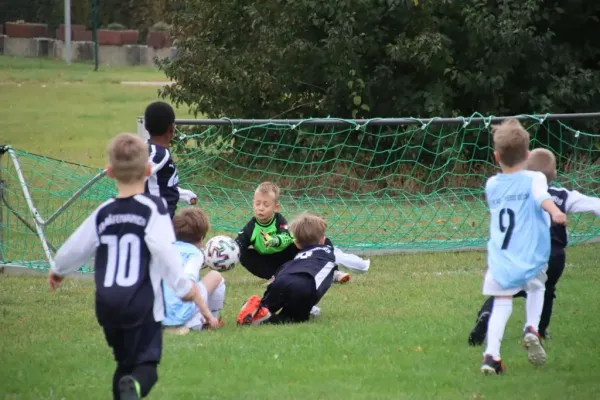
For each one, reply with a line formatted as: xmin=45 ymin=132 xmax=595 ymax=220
xmin=338 ymin=274 xmax=351 ymax=284
xmin=251 ymin=311 xmax=272 ymax=325
xmin=468 ymin=311 xmax=490 ymax=346
xmin=118 ymin=376 xmax=140 ymax=400
xmin=480 ymin=364 xmax=498 ymax=375
xmin=524 ymin=333 xmax=547 ymax=365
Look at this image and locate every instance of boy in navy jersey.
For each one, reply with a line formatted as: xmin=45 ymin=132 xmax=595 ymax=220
xmin=237 ymin=212 xmax=338 ymax=325
xmin=468 ymin=148 xmax=600 ymax=346
xmin=143 ymin=101 xmax=197 ymax=218
xmin=48 ymin=133 xmax=218 ymax=400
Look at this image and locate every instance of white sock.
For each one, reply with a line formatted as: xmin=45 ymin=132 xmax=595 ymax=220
xmin=525 ymin=287 xmax=545 ymax=331
xmin=310 ymin=306 xmax=321 ymax=317
xmin=333 ymin=248 xmax=370 ymax=272
xmin=484 ymin=298 xmax=513 ymax=360
xmin=208 ymin=279 xmax=226 ymax=319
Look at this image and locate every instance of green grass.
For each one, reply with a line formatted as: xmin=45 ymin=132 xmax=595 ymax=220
xmin=1 ymin=56 xmax=600 ymax=399
xmin=1 ymin=244 xmax=600 ymax=399
xmin=0 ymin=55 xmax=192 ymax=167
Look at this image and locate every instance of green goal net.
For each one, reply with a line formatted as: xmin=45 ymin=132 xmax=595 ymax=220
xmin=1 ymin=113 xmax=599 ymax=270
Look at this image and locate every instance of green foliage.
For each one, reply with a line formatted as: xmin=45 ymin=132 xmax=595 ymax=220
xmin=150 ymin=21 xmax=171 ymax=32
xmin=105 ymin=22 xmax=125 ymax=30
xmin=158 ymin=0 xmax=600 ymax=123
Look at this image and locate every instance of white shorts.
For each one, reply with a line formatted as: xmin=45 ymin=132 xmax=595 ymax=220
xmin=184 ymin=281 xmax=208 ymax=329
xmin=482 ymin=266 xmax=547 ymax=296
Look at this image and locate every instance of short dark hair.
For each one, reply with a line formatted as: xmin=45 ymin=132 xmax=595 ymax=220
xmin=144 ymin=101 xmax=175 ymax=136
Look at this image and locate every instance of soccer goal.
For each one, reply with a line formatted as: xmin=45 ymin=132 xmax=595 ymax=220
xmin=1 ymin=113 xmax=599 ymax=272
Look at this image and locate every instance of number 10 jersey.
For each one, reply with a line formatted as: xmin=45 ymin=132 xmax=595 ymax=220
xmin=485 ymin=170 xmax=552 ymax=289
xmin=52 ymin=194 xmax=192 ymax=329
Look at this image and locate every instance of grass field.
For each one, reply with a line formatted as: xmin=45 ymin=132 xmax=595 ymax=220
xmin=1 ymin=56 xmax=600 ymax=399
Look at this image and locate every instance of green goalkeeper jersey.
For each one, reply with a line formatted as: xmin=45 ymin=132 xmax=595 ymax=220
xmin=235 ymin=213 xmax=295 ymax=255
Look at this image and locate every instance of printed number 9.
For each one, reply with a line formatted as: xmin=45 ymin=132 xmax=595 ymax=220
xmin=499 ymin=208 xmax=515 ymax=250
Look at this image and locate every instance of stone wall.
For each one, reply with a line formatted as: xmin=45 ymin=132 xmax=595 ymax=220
xmin=0 ymin=35 xmax=176 ymax=67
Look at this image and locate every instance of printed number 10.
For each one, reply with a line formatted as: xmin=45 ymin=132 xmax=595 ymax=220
xmin=499 ymin=208 xmax=515 ymax=250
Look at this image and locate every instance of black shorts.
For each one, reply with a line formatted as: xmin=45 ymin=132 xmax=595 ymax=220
xmin=262 ymin=273 xmax=318 ymax=323
xmin=102 ymin=314 xmax=162 ymax=367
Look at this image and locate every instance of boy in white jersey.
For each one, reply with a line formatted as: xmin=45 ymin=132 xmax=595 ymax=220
xmin=162 ymin=207 xmax=226 ymax=335
xmin=480 ymin=119 xmax=567 ymax=375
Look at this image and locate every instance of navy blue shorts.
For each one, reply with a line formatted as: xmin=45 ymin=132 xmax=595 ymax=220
xmin=102 ymin=314 xmax=162 ymax=367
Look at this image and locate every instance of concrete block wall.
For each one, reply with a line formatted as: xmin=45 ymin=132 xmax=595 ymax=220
xmin=0 ymin=35 xmax=176 ymax=67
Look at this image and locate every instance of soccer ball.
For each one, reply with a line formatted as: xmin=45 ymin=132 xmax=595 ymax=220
xmin=204 ymin=235 xmax=240 ymax=272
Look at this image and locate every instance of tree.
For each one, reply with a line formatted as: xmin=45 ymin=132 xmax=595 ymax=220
xmin=159 ymin=0 xmax=600 ymax=121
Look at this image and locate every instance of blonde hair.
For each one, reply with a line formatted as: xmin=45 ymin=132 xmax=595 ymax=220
xmin=255 ymin=181 xmax=280 ymax=201
xmin=173 ymin=208 xmax=210 ymax=244
xmin=492 ymin=119 xmax=530 ymax=167
xmin=107 ymin=133 xmax=148 ymax=183
xmin=290 ymin=212 xmax=327 ymax=248
xmin=527 ymin=148 xmax=557 ymax=181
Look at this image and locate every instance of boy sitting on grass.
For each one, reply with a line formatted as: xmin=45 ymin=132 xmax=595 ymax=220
xmin=237 ymin=212 xmax=338 ymax=325
xmin=162 ymin=207 xmax=226 ymax=335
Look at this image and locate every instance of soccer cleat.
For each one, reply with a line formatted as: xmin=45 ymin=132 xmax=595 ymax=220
xmin=468 ymin=311 xmax=490 ymax=346
xmin=480 ymin=354 xmax=505 ymax=375
xmin=237 ymin=295 xmax=265 ymax=325
xmin=523 ymin=326 xmax=547 ymax=365
xmin=333 ymin=270 xmax=351 ymax=284
xmin=251 ymin=306 xmax=271 ymax=325
xmin=118 ymin=375 xmax=141 ymax=400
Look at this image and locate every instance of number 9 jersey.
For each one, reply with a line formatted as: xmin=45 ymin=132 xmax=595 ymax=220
xmin=485 ymin=170 xmax=552 ymax=289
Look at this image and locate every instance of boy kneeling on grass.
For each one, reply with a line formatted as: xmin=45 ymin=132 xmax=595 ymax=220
xmin=237 ymin=212 xmax=338 ymax=325
xmin=162 ymin=207 xmax=226 ymax=335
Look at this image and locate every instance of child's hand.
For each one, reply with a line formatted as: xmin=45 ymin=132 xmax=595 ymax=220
xmin=552 ymin=211 xmax=567 ymax=226
xmin=260 ymin=231 xmax=281 ymax=247
xmin=48 ymin=271 xmax=64 ymax=291
xmin=205 ymin=315 xmax=220 ymax=329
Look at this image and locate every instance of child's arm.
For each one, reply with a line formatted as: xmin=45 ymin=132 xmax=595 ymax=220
xmin=531 ymin=172 xmax=567 ymax=225
xmin=565 ymin=190 xmax=600 ymax=216
xmin=235 ymin=220 xmax=254 ymax=253
xmin=146 ymin=209 xmax=218 ymax=328
xmin=48 ymin=212 xmax=99 ymax=290
xmin=178 ymin=187 xmax=198 ymax=205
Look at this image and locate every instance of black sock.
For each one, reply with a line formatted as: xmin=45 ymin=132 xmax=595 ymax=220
xmin=131 ymin=362 xmax=159 ymax=397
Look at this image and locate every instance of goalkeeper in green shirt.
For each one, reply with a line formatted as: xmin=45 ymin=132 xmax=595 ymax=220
xmin=235 ymin=182 xmax=370 ymax=283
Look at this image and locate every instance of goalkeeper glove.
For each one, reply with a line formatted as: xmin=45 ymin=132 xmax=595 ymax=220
xmin=260 ymin=231 xmax=281 ymax=247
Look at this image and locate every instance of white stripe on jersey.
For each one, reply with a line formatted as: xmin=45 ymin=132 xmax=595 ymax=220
xmin=314 ymin=261 xmax=336 ymax=289
xmin=146 ymin=144 xmax=170 ymax=197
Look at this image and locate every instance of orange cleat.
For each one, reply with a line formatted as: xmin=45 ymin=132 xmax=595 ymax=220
xmin=237 ymin=295 xmax=262 ymax=325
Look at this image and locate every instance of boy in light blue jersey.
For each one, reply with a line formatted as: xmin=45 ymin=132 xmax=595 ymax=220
xmin=480 ymin=119 xmax=567 ymax=375
xmin=162 ymin=208 xmax=225 ymax=334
